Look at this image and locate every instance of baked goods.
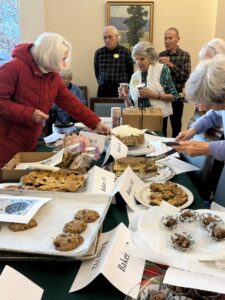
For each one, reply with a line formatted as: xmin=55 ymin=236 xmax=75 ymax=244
xmin=149 ymin=290 xmax=166 ymax=300
xmin=75 ymin=209 xmax=100 ymax=223
xmin=111 ymin=125 xmax=144 ymax=146
xmin=63 ymin=219 xmax=87 ymax=234
xmin=161 ymin=215 xmax=178 ymax=230
xmin=113 ymin=157 xmax=157 ymax=177
xmin=53 ymin=233 xmax=84 ymax=251
xmin=20 ymin=170 xmax=85 ymax=192
xmin=170 ymin=232 xmax=194 ymax=251
xmin=149 ymin=181 xmax=188 ymax=207
xmin=9 ymin=218 xmax=37 ymax=231
xmin=179 ymin=209 xmax=198 ymax=222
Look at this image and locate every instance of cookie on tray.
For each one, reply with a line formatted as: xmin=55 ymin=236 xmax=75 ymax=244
xmin=9 ymin=218 xmax=37 ymax=231
xmin=63 ymin=219 xmax=87 ymax=234
xmin=75 ymin=209 xmax=100 ymax=223
xmin=53 ymin=233 xmax=84 ymax=251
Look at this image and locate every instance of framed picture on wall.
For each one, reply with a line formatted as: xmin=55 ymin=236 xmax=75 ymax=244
xmin=106 ymin=1 xmax=154 ymax=49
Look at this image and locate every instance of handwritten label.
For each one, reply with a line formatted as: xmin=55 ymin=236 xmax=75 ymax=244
xmin=111 ymin=167 xmax=145 ymax=211
xmin=70 ymin=223 xmax=145 ymax=298
xmin=91 ymin=241 xmax=108 ymax=271
xmin=86 ymin=166 xmax=115 ymax=194
xmin=110 ymin=135 xmax=128 ymax=160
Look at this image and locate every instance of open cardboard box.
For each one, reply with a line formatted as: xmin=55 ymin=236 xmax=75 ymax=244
xmin=122 ymin=107 xmax=163 ymax=131
xmin=1 ymin=152 xmax=55 ymax=181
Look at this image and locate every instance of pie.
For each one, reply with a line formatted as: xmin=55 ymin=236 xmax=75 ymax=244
xmin=113 ymin=156 xmax=157 ymax=177
xmin=20 ymin=170 xmax=85 ymax=192
xmin=111 ymin=125 xmax=144 ymax=146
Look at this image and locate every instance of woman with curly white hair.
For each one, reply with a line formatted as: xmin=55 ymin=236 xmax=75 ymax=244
xmin=125 ymin=41 xmax=178 ymax=136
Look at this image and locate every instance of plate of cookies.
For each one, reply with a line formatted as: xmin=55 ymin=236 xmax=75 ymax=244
xmin=134 ymin=181 xmax=193 ymax=209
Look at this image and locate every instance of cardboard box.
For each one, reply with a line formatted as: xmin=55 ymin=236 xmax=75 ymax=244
xmin=1 ymin=152 xmax=55 ymax=181
xmin=122 ymin=107 xmax=163 ymax=131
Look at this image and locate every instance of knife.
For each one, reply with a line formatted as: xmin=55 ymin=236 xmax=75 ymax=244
xmin=147 ymin=148 xmax=177 ymax=161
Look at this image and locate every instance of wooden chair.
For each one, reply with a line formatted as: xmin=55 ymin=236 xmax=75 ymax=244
xmin=89 ymin=97 xmax=125 ymax=117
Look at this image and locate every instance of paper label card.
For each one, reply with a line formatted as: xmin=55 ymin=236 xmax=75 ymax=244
xmin=101 ymin=117 xmax=112 ymax=129
xmin=110 ymin=135 xmax=128 ymax=159
xmin=70 ymin=223 xmax=145 ymax=297
xmin=0 ymin=194 xmax=51 ymax=223
xmin=102 ymin=135 xmax=128 ymax=166
xmin=86 ymin=165 xmax=115 ymax=194
xmin=110 ymin=167 xmax=145 ymax=211
xmin=79 ymin=131 xmax=106 ymax=154
xmin=0 ymin=265 xmax=43 ymax=300
xmin=43 ymin=131 xmax=64 ymax=144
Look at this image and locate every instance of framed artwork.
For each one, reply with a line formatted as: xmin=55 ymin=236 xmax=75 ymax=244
xmin=106 ymin=1 xmax=154 ymax=49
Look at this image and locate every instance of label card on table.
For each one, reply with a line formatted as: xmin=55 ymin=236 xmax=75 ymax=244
xmin=43 ymin=131 xmax=64 ymax=144
xmin=110 ymin=167 xmax=146 ymax=211
xmin=79 ymin=131 xmax=106 ymax=154
xmin=70 ymin=223 xmax=145 ymax=298
xmin=0 ymin=194 xmax=52 ymax=223
xmin=86 ymin=165 xmax=115 ymax=194
xmin=102 ymin=135 xmax=128 ymax=166
xmin=0 ymin=265 xmax=43 ymax=300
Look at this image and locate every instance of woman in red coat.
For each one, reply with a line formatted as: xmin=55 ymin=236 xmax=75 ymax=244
xmin=0 ymin=32 xmax=110 ymax=169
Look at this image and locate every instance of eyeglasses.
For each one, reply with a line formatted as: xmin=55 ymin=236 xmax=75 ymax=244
xmin=103 ymin=35 xmax=116 ymax=40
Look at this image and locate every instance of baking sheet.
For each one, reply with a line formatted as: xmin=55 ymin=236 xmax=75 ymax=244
xmin=0 ymin=190 xmax=111 ymax=258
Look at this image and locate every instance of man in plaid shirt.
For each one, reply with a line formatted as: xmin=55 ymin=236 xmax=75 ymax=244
xmin=159 ymin=27 xmax=191 ymax=137
xmin=94 ymin=26 xmax=134 ymax=97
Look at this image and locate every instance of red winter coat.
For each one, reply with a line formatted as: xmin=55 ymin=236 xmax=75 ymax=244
xmin=0 ymin=43 xmax=100 ymax=169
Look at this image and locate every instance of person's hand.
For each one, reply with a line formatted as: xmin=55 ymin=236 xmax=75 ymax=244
xmin=176 ymin=128 xmax=197 ymax=141
xmin=196 ymin=104 xmax=209 ymax=112
xmin=138 ymin=87 xmax=157 ymax=99
xmin=173 ymin=140 xmax=210 ymax=156
xmin=159 ymin=56 xmax=174 ymax=68
xmin=32 ymin=109 xmax=49 ymax=123
xmin=95 ymin=121 xmax=111 ymax=135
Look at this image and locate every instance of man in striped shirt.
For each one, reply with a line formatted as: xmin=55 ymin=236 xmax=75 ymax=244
xmin=159 ymin=27 xmax=191 ymax=137
xmin=94 ymin=26 xmax=134 ymax=97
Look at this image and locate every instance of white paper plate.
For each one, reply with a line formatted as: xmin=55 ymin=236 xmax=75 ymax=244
xmin=137 ymin=207 xmax=225 ymax=261
xmin=134 ymin=182 xmax=193 ymax=209
xmin=127 ymin=141 xmax=154 ymax=156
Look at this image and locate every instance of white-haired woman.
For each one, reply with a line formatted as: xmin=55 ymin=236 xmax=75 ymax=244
xmin=127 ymin=41 xmax=178 ymax=136
xmin=174 ymin=55 xmax=225 ymax=161
xmin=52 ymin=69 xmax=87 ymax=123
xmin=195 ymin=38 xmax=225 ymax=114
xmin=0 ymin=32 xmax=110 ymax=169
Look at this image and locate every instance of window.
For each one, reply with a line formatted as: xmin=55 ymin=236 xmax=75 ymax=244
xmin=0 ymin=0 xmax=20 ymax=63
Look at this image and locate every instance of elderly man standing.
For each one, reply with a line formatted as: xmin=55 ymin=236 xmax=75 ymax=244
xmin=159 ymin=27 xmax=191 ymax=137
xmin=94 ymin=25 xmax=134 ymax=97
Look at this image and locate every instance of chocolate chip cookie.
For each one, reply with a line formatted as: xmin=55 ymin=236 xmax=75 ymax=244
xmin=9 ymin=218 xmax=37 ymax=231
xmin=75 ymin=209 xmax=100 ymax=223
xmin=53 ymin=233 xmax=84 ymax=251
xmin=63 ymin=219 xmax=87 ymax=234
